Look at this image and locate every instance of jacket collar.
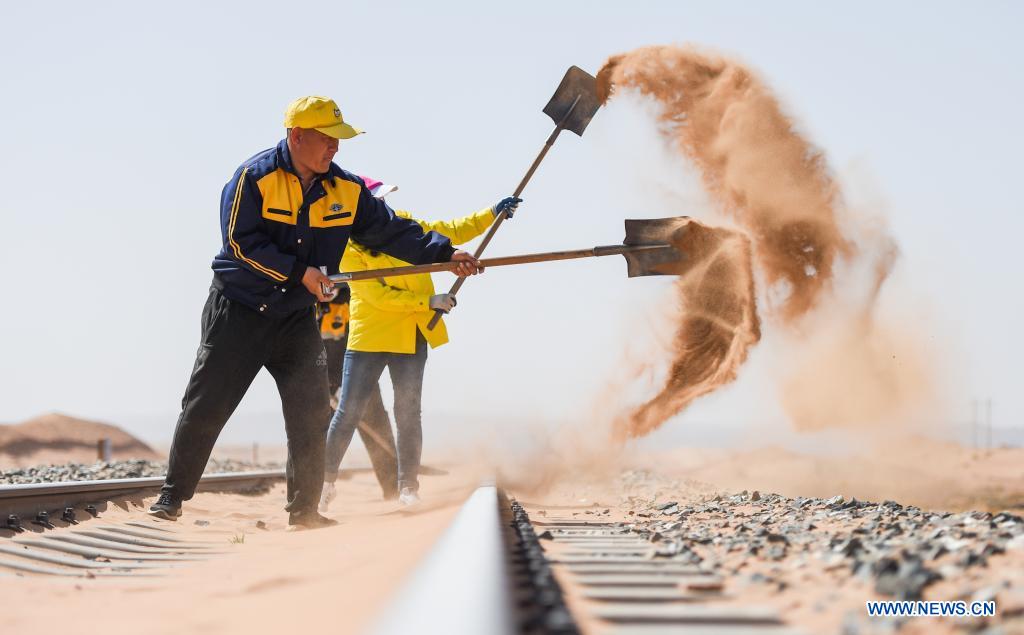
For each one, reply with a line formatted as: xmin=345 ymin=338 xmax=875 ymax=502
xmin=277 ymin=138 xmax=298 ymax=176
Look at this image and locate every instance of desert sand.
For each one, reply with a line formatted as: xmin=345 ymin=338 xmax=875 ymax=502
xmin=2 ymin=415 xmax=1022 ymax=635
xmin=510 ymin=438 xmax=1024 ymax=634
xmin=656 ymin=436 xmax=1024 ymax=513
xmin=0 ymin=413 xmax=159 ymax=467
xmin=1 ymin=465 xmax=483 ymax=634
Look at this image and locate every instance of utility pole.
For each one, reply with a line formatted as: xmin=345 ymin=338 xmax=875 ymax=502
xmin=986 ymin=398 xmax=993 ymax=451
xmin=972 ymin=399 xmax=979 ymax=450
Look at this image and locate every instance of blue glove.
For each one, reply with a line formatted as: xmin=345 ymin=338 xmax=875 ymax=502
xmin=493 ymin=196 xmax=522 ymax=219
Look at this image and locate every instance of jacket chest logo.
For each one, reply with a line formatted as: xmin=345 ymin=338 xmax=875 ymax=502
xmin=323 ymin=201 xmax=351 ymax=223
xmin=311 ymin=178 xmax=360 ymax=227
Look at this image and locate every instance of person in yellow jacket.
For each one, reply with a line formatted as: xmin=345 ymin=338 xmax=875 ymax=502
xmin=321 ymin=194 xmax=521 ymax=508
xmin=316 ymin=177 xmax=402 ymax=502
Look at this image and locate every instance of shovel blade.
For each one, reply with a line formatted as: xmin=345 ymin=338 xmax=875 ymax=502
xmin=543 ymin=66 xmax=602 ymax=136
xmin=622 ymin=217 xmax=693 ymax=277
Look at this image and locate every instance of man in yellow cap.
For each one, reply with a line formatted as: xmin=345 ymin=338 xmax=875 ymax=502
xmin=149 ymin=96 xmax=499 ymax=529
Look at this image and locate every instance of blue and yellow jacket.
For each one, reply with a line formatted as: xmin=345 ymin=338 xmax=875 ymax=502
xmin=211 ymin=139 xmax=455 ymax=315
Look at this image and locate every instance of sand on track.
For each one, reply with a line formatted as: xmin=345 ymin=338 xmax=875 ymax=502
xmin=1 ymin=465 xmax=483 ymax=635
xmin=511 ymin=440 xmax=1024 ymax=635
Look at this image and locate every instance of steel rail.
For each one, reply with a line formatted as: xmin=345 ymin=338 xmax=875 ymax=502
xmin=370 ymin=485 xmax=517 ymax=635
xmin=0 ymin=470 xmax=284 ymax=500
xmin=369 ymin=486 xmax=794 ymax=634
xmin=0 ymin=470 xmax=286 ymax=522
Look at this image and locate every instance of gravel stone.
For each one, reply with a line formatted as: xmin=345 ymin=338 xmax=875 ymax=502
xmin=0 ymin=458 xmax=281 ymax=485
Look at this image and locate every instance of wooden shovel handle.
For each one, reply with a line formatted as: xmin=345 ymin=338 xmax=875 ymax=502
xmin=426 ymin=97 xmax=585 ymax=329
xmin=327 ymin=245 xmax=659 ymax=284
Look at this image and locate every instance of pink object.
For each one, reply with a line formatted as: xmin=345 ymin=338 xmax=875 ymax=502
xmin=359 ymin=175 xmax=399 ymax=199
xmin=360 ymin=176 xmax=383 ymax=190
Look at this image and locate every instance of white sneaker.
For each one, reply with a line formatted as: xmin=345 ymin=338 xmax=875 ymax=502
xmin=398 ymin=487 xmax=421 ymax=507
xmin=319 ymin=482 xmax=337 ymax=513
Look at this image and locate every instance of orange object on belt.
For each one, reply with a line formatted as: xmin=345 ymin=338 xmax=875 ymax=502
xmin=319 ymin=302 xmax=350 ymax=340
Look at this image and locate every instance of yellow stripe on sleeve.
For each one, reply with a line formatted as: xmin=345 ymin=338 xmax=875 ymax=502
xmin=228 ymin=167 xmax=288 ymax=282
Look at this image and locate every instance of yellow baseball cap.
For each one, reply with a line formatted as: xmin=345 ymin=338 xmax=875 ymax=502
xmin=284 ymin=96 xmax=363 ymax=139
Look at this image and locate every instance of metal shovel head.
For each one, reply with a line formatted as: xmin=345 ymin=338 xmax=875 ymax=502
xmin=622 ymin=217 xmax=692 ymax=277
xmin=543 ymin=66 xmax=602 ymax=136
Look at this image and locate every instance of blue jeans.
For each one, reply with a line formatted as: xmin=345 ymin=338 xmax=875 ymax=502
xmin=324 ymin=332 xmax=428 ymax=492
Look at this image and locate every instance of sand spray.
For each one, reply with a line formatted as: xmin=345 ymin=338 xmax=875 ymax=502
xmin=597 ymin=46 xmax=943 ymax=438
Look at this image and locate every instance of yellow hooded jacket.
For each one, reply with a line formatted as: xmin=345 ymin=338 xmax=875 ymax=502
xmin=343 ymin=207 xmax=496 ymax=353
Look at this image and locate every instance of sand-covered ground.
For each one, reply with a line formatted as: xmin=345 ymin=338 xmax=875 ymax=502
xmin=2 ymin=415 xmax=1022 ymax=634
xmin=503 ymin=435 xmax=1024 ymax=634
xmin=2 ymin=465 xmax=482 ymax=635
xmin=495 ymin=433 xmax=1024 ymax=514
xmin=655 ymin=436 xmax=1024 ymax=513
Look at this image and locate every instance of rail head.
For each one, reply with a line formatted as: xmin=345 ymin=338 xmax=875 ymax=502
xmin=370 ymin=485 xmax=516 ymax=635
xmin=0 ymin=470 xmax=286 ymax=500
xmin=0 ymin=471 xmax=286 ymax=523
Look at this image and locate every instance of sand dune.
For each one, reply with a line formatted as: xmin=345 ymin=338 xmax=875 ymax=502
xmin=0 ymin=412 xmax=159 ymax=467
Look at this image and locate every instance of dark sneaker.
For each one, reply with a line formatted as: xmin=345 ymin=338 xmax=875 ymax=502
xmin=287 ymin=510 xmax=338 ymax=531
xmin=148 ymin=493 xmax=182 ymax=520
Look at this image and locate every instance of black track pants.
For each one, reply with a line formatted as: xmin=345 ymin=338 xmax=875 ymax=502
xmin=161 ymin=287 xmax=331 ymax=513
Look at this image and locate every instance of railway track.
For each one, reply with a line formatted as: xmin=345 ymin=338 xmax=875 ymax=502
xmin=0 ymin=470 xmax=284 ymax=578
xmin=372 ymin=485 xmax=803 ymax=635
xmin=3 ymin=473 xmax=1017 ymax=633
xmin=2 ymin=475 xmax=802 ymax=632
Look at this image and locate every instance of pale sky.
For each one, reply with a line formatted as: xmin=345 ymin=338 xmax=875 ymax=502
xmin=1 ymin=1 xmax=1021 ymax=450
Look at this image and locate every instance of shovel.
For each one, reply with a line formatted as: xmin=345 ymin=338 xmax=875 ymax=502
xmin=328 ymin=217 xmax=690 ymax=286
xmin=425 ymin=65 xmax=603 ymax=330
